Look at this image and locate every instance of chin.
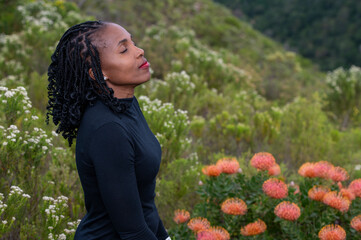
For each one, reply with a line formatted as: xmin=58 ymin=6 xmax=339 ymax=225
xmin=141 ymin=73 xmax=151 ymax=83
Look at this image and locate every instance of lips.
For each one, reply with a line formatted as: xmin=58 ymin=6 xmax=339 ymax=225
xmin=139 ymin=60 xmax=150 ymax=69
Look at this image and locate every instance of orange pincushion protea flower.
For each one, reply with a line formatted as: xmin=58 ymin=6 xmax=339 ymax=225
xmin=313 ymin=161 xmax=334 ymax=178
xmin=298 ymin=162 xmax=317 ymax=178
xmin=240 ymin=219 xmax=267 ymax=236
xmin=173 ymin=209 xmax=190 ymax=224
xmin=250 ymin=152 xmax=276 ymax=171
xmin=328 ymin=166 xmax=349 ymax=182
xmin=220 ymin=198 xmax=247 ymax=216
xmin=322 ymin=191 xmax=350 ymax=213
xmin=209 ymin=226 xmax=230 ymax=240
xmin=351 ymin=215 xmax=361 ymax=232
xmin=188 ymin=217 xmax=211 ymax=232
xmin=216 ymin=158 xmax=240 ymax=174
xmin=340 ymin=188 xmax=355 ymax=201
xmin=274 ymin=201 xmax=301 ymax=221
xmin=197 ymin=230 xmax=217 ymax=240
xmin=262 ymin=178 xmax=288 ymax=199
xmin=318 ymin=224 xmax=346 ymax=240
xmin=349 ymin=179 xmax=361 ymax=197
xmin=268 ymin=163 xmax=281 ymax=176
xmin=202 ymin=165 xmax=221 ymax=177
xmin=308 ymin=186 xmax=330 ymax=201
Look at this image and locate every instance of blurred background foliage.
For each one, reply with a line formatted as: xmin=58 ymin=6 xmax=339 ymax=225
xmin=214 ymin=0 xmax=361 ymax=71
xmin=0 ymin=0 xmax=360 ymax=238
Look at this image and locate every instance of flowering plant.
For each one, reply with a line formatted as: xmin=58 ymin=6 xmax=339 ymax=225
xmin=170 ymin=153 xmax=361 ymax=239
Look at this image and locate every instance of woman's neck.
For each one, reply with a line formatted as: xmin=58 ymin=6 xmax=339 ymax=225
xmin=107 ymin=83 xmax=135 ymax=99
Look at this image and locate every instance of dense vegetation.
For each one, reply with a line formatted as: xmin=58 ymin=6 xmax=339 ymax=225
xmin=214 ymin=0 xmax=361 ymax=71
xmin=0 ymin=0 xmax=360 ymax=239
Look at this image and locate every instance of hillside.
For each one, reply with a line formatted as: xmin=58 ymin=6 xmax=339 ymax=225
xmin=71 ymin=0 xmax=325 ymax=101
xmin=0 ymin=0 xmax=361 ymax=238
xmin=214 ymin=0 xmax=361 ymax=71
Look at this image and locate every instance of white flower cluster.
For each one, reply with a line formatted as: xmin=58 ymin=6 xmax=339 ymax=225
xmin=64 ymin=219 xmax=81 ymax=235
xmin=138 ymin=96 xmax=190 ymax=129
xmin=138 ymin=96 xmax=190 ymax=154
xmin=326 ymin=65 xmax=361 ymax=95
xmin=43 ymin=195 xmax=68 ymax=209
xmin=9 ymin=186 xmax=31 ymax=199
xmin=185 ymin=152 xmax=200 ymax=172
xmin=43 ymin=195 xmax=68 ymax=217
xmin=0 ymin=193 xmax=7 ymax=216
xmin=43 ymin=195 xmax=73 ymax=240
xmin=164 ymin=71 xmax=195 ymax=92
xmin=188 ymin=46 xmax=219 ymax=65
xmin=182 ymin=38 xmax=250 ymax=80
xmin=2 ymin=125 xmax=20 ymax=145
xmin=326 ymin=67 xmax=347 ymax=93
xmin=1 ymin=122 xmax=52 ymax=153
xmin=0 ymin=34 xmax=27 ymax=82
xmin=48 ymin=232 xmax=66 ymax=240
xmin=17 ymin=2 xmax=67 ymax=33
xmin=26 ymin=127 xmax=53 ymax=153
xmin=0 ymin=86 xmax=32 ymax=114
xmin=145 ymin=25 xmax=195 ymax=43
xmin=138 ymin=96 xmax=161 ymax=114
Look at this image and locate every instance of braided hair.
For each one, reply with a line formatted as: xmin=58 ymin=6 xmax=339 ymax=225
xmin=47 ymin=21 xmax=130 ymax=146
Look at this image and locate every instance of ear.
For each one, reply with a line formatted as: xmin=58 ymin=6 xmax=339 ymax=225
xmin=89 ymin=68 xmax=107 ymax=81
xmin=88 ymin=68 xmax=95 ymax=80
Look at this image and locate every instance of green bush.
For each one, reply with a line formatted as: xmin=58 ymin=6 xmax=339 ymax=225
xmin=325 ymin=66 xmax=361 ymax=129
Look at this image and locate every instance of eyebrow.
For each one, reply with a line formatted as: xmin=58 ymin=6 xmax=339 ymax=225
xmin=117 ymin=35 xmax=132 ymax=46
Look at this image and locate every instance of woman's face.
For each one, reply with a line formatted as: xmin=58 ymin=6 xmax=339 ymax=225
xmin=96 ymin=23 xmax=150 ymax=94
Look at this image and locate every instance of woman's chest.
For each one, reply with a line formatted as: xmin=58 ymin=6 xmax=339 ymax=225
xmin=129 ymin=121 xmax=162 ymax=182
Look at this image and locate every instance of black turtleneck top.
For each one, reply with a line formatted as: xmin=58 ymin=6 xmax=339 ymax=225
xmin=74 ymin=96 xmax=169 ymax=240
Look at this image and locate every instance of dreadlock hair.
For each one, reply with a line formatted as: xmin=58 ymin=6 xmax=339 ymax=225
xmin=47 ymin=20 xmax=131 ymax=146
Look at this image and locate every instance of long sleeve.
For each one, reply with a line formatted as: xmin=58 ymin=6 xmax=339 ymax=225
xmin=156 ymin=219 xmax=169 ymax=240
xmin=88 ymin=122 xmax=158 ymax=240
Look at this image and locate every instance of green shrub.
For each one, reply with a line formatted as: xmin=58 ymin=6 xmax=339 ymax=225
xmin=325 ymin=66 xmax=361 ymax=129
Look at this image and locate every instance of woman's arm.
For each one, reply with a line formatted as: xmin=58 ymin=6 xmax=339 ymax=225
xmin=156 ymin=219 xmax=170 ymax=240
xmin=88 ymin=122 xmax=158 ymax=240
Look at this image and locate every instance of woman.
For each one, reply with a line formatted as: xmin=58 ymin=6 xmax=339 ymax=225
xmin=47 ymin=21 xmax=171 ymax=240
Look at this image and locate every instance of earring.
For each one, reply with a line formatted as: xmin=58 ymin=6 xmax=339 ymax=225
xmin=104 ymin=76 xmax=108 ymax=81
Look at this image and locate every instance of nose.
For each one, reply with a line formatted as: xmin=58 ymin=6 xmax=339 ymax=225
xmin=136 ymin=46 xmax=144 ymax=58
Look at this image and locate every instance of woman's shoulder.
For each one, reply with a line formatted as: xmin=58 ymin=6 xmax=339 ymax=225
xmin=79 ymin=100 xmax=127 ymax=134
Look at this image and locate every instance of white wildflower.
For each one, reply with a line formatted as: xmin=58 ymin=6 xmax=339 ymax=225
xmin=4 ymin=91 xmax=14 ymax=98
xmin=58 ymin=233 xmax=66 ymax=240
xmin=22 ymin=194 xmax=31 ymax=198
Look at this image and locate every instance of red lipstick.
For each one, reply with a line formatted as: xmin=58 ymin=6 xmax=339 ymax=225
xmin=139 ymin=61 xmax=150 ymax=69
